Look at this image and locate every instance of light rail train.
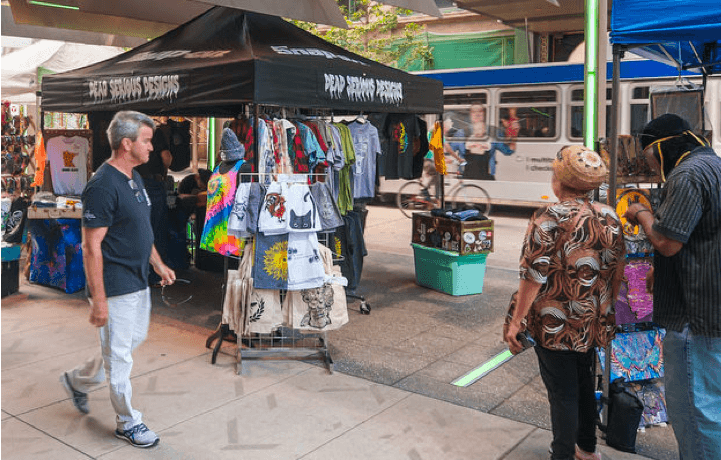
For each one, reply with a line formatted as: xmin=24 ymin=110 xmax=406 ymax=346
xmin=378 ymin=60 xmax=721 ymax=208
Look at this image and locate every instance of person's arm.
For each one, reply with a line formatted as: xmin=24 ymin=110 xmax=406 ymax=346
xmin=624 ymin=203 xmax=683 ymax=257
xmin=160 ymin=149 xmax=172 ymax=170
xmin=149 ymin=245 xmax=176 ymax=286
xmin=82 ymin=226 xmax=109 ymax=327
xmin=504 ymin=278 xmax=542 ymax=354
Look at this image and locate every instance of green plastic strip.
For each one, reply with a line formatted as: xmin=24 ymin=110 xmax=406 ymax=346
xmin=451 ymin=349 xmax=514 ymax=387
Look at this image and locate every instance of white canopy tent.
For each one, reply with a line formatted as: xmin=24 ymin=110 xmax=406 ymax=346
xmin=1 ymin=39 xmax=125 ymax=105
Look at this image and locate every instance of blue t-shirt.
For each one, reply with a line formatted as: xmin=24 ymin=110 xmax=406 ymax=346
xmin=82 ymin=162 xmax=154 ymax=297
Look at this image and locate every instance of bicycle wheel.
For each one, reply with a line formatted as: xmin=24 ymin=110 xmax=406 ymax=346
xmin=397 ymin=181 xmax=432 ymax=218
xmin=452 ymin=184 xmax=492 ymax=216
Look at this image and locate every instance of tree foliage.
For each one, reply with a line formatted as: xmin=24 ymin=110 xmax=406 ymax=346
xmin=290 ymin=0 xmax=434 ymax=71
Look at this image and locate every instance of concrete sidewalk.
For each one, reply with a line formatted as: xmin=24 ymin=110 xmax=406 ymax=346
xmin=3 ymin=281 xmax=650 ymax=460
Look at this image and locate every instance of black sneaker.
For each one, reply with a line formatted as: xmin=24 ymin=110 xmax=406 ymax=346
xmin=115 ymin=423 xmax=159 ymax=448
xmin=60 ymin=372 xmax=89 ymax=414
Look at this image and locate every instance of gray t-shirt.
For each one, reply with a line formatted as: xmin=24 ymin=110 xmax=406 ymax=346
xmin=348 ymin=121 xmax=381 ymax=200
xmin=82 ymin=162 xmax=154 ymax=297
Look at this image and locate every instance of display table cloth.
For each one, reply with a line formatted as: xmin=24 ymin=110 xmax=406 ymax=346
xmin=28 ymin=218 xmax=85 ymax=293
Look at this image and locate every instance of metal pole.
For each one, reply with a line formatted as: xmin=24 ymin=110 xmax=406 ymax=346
xmin=601 ymin=44 xmax=623 ymax=428
xmin=439 ymin=113 xmax=445 ymax=209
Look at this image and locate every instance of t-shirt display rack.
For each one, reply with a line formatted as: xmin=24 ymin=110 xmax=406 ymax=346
xmin=205 ymin=104 xmax=376 ymax=375
xmin=205 ymin=173 xmax=341 ymax=375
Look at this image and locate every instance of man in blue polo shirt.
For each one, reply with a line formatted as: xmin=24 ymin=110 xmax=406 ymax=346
xmin=60 ymin=111 xmax=176 ymax=448
xmin=625 ymin=114 xmax=721 ymax=460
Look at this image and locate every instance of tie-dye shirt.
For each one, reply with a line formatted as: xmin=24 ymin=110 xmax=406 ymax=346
xmin=200 ymin=160 xmax=245 ymax=256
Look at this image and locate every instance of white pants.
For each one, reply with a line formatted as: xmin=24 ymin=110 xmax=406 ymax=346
xmin=67 ymin=288 xmax=151 ymax=431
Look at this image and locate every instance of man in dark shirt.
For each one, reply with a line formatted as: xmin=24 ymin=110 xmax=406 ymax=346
xmin=135 ymin=124 xmax=173 ymax=286
xmin=625 ymin=114 xmax=721 ymax=460
xmin=60 ymin=111 xmax=175 ymax=448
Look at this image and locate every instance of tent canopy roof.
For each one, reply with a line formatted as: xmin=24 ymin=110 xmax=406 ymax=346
xmin=610 ymin=0 xmax=721 ymax=74
xmin=40 ymin=7 xmax=443 ymax=116
xmin=2 ymin=39 xmax=124 ymax=104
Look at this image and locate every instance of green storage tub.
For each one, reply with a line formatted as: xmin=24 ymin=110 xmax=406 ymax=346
xmin=411 ymin=243 xmax=487 ymax=296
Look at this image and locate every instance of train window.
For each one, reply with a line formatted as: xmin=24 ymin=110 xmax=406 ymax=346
xmin=633 ymin=86 xmax=650 ymax=100
xmin=443 ymin=104 xmax=489 ymax=142
xmin=496 ymin=89 xmax=559 ymax=139
xmin=569 ymin=85 xmax=612 ymax=140
xmin=499 ymin=90 xmax=556 ymax=104
xmin=630 ymin=85 xmax=651 ymax=136
xmin=443 ymin=91 xmax=490 ymax=142
xmin=444 ymin=92 xmax=487 ymax=106
xmin=571 ymin=88 xmax=612 ymax=101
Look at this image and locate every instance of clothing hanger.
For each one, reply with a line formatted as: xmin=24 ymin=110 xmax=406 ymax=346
xmin=351 ymin=111 xmax=366 ymax=124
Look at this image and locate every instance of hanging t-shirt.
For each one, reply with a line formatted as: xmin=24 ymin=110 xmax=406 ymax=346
xmin=227 ymin=182 xmax=252 ymax=238
xmin=367 ymin=113 xmax=390 ymax=177
xmin=287 ymin=232 xmax=325 ymax=290
xmin=200 ymin=160 xmax=244 ymax=256
xmin=252 ymin=232 xmax=288 ymax=290
xmin=167 ymin=119 xmax=192 ymax=172
xmin=289 ymin=123 xmax=309 ymax=174
xmin=285 ymin=182 xmax=322 ymax=233
xmin=257 ymin=181 xmax=289 ymax=235
xmin=332 ymin=123 xmax=356 ymax=215
xmin=258 ymin=119 xmax=276 ymax=186
xmin=385 ymin=114 xmax=420 ymax=180
xmin=273 ymin=119 xmax=294 ymax=174
xmin=326 ymin=124 xmax=345 ymax=203
xmin=296 ymin=122 xmax=325 ymax=172
xmin=47 ymin=135 xmax=89 ymax=195
xmin=348 ymin=121 xmax=381 ymax=199
xmin=412 ymin=117 xmax=430 ymax=179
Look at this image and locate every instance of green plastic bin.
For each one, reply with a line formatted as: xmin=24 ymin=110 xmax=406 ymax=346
xmin=411 ymin=243 xmax=487 ymax=296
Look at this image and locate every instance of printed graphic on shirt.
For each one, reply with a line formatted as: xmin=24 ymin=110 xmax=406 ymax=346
xmin=299 ymin=284 xmax=334 ymax=329
xmin=393 ymin=123 xmax=409 ymax=155
xmin=264 ymin=192 xmax=286 ymax=223
xmin=263 ymin=239 xmax=288 ymax=281
xmin=62 ymin=151 xmax=79 ymax=170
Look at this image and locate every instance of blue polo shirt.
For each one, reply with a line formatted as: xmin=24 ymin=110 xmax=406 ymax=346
xmin=82 ymin=162 xmax=154 ymax=297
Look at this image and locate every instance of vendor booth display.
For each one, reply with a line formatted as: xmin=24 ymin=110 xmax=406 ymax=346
xmin=599 ymin=0 xmax=721 ymax=440
xmin=40 ymin=6 xmax=443 ymax=373
xmin=24 ymin=130 xmax=91 ymax=293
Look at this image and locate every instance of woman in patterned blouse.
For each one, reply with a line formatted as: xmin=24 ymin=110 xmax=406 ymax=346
xmin=504 ymin=145 xmax=626 ymax=460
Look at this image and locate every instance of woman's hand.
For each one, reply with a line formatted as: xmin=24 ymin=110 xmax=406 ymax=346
xmin=504 ymin=320 xmax=524 ymax=355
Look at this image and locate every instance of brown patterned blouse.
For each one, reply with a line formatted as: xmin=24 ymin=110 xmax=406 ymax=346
xmin=517 ymin=198 xmax=626 ymax=351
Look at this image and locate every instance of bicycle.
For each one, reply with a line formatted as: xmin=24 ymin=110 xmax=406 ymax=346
xmin=396 ymin=168 xmax=492 ymax=218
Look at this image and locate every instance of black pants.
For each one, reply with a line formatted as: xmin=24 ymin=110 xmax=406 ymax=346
xmin=535 ymin=346 xmax=598 ymax=459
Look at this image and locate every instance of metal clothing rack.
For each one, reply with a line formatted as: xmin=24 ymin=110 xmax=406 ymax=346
xmin=204 ymin=172 xmax=338 ymax=374
xmin=204 ymin=105 xmax=381 ymax=372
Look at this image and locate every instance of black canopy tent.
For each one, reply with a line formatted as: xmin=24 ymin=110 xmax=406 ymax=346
xmin=40 ymin=7 xmax=443 ymax=117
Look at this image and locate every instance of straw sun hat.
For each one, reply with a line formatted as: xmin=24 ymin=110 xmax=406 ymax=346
xmin=552 ymin=145 xmax=607 ymax=192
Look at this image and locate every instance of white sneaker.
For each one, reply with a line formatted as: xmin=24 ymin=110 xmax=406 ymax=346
xmin=115 ymin=423 xmax=159 ymax=448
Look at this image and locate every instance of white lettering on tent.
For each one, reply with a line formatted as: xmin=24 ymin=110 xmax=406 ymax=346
xmin=324 ymin=74 xmax=346 ymax=99
xmin=346 ymin=76 xmax=375 ymax=102
xmin=119 ymin=50 xmax=230 ymax=63
xmin=272 ymin=46 xmax=368 ymax=66
xmin=142 ymin=75 xmax=180 ymax=101
xmin=323 ymin=73 xmax=403 ymax=106
xmin=85 ymin=74 xmax=180 ymax=106
xmin=88 ymin=80 xmax=108 ymax=103
xmin=375 ymin=79 xmax=403 ymax=104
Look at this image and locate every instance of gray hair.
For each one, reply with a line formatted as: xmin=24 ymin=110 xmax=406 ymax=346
xmin=106 ymin=111 xmax=155 ymax=151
